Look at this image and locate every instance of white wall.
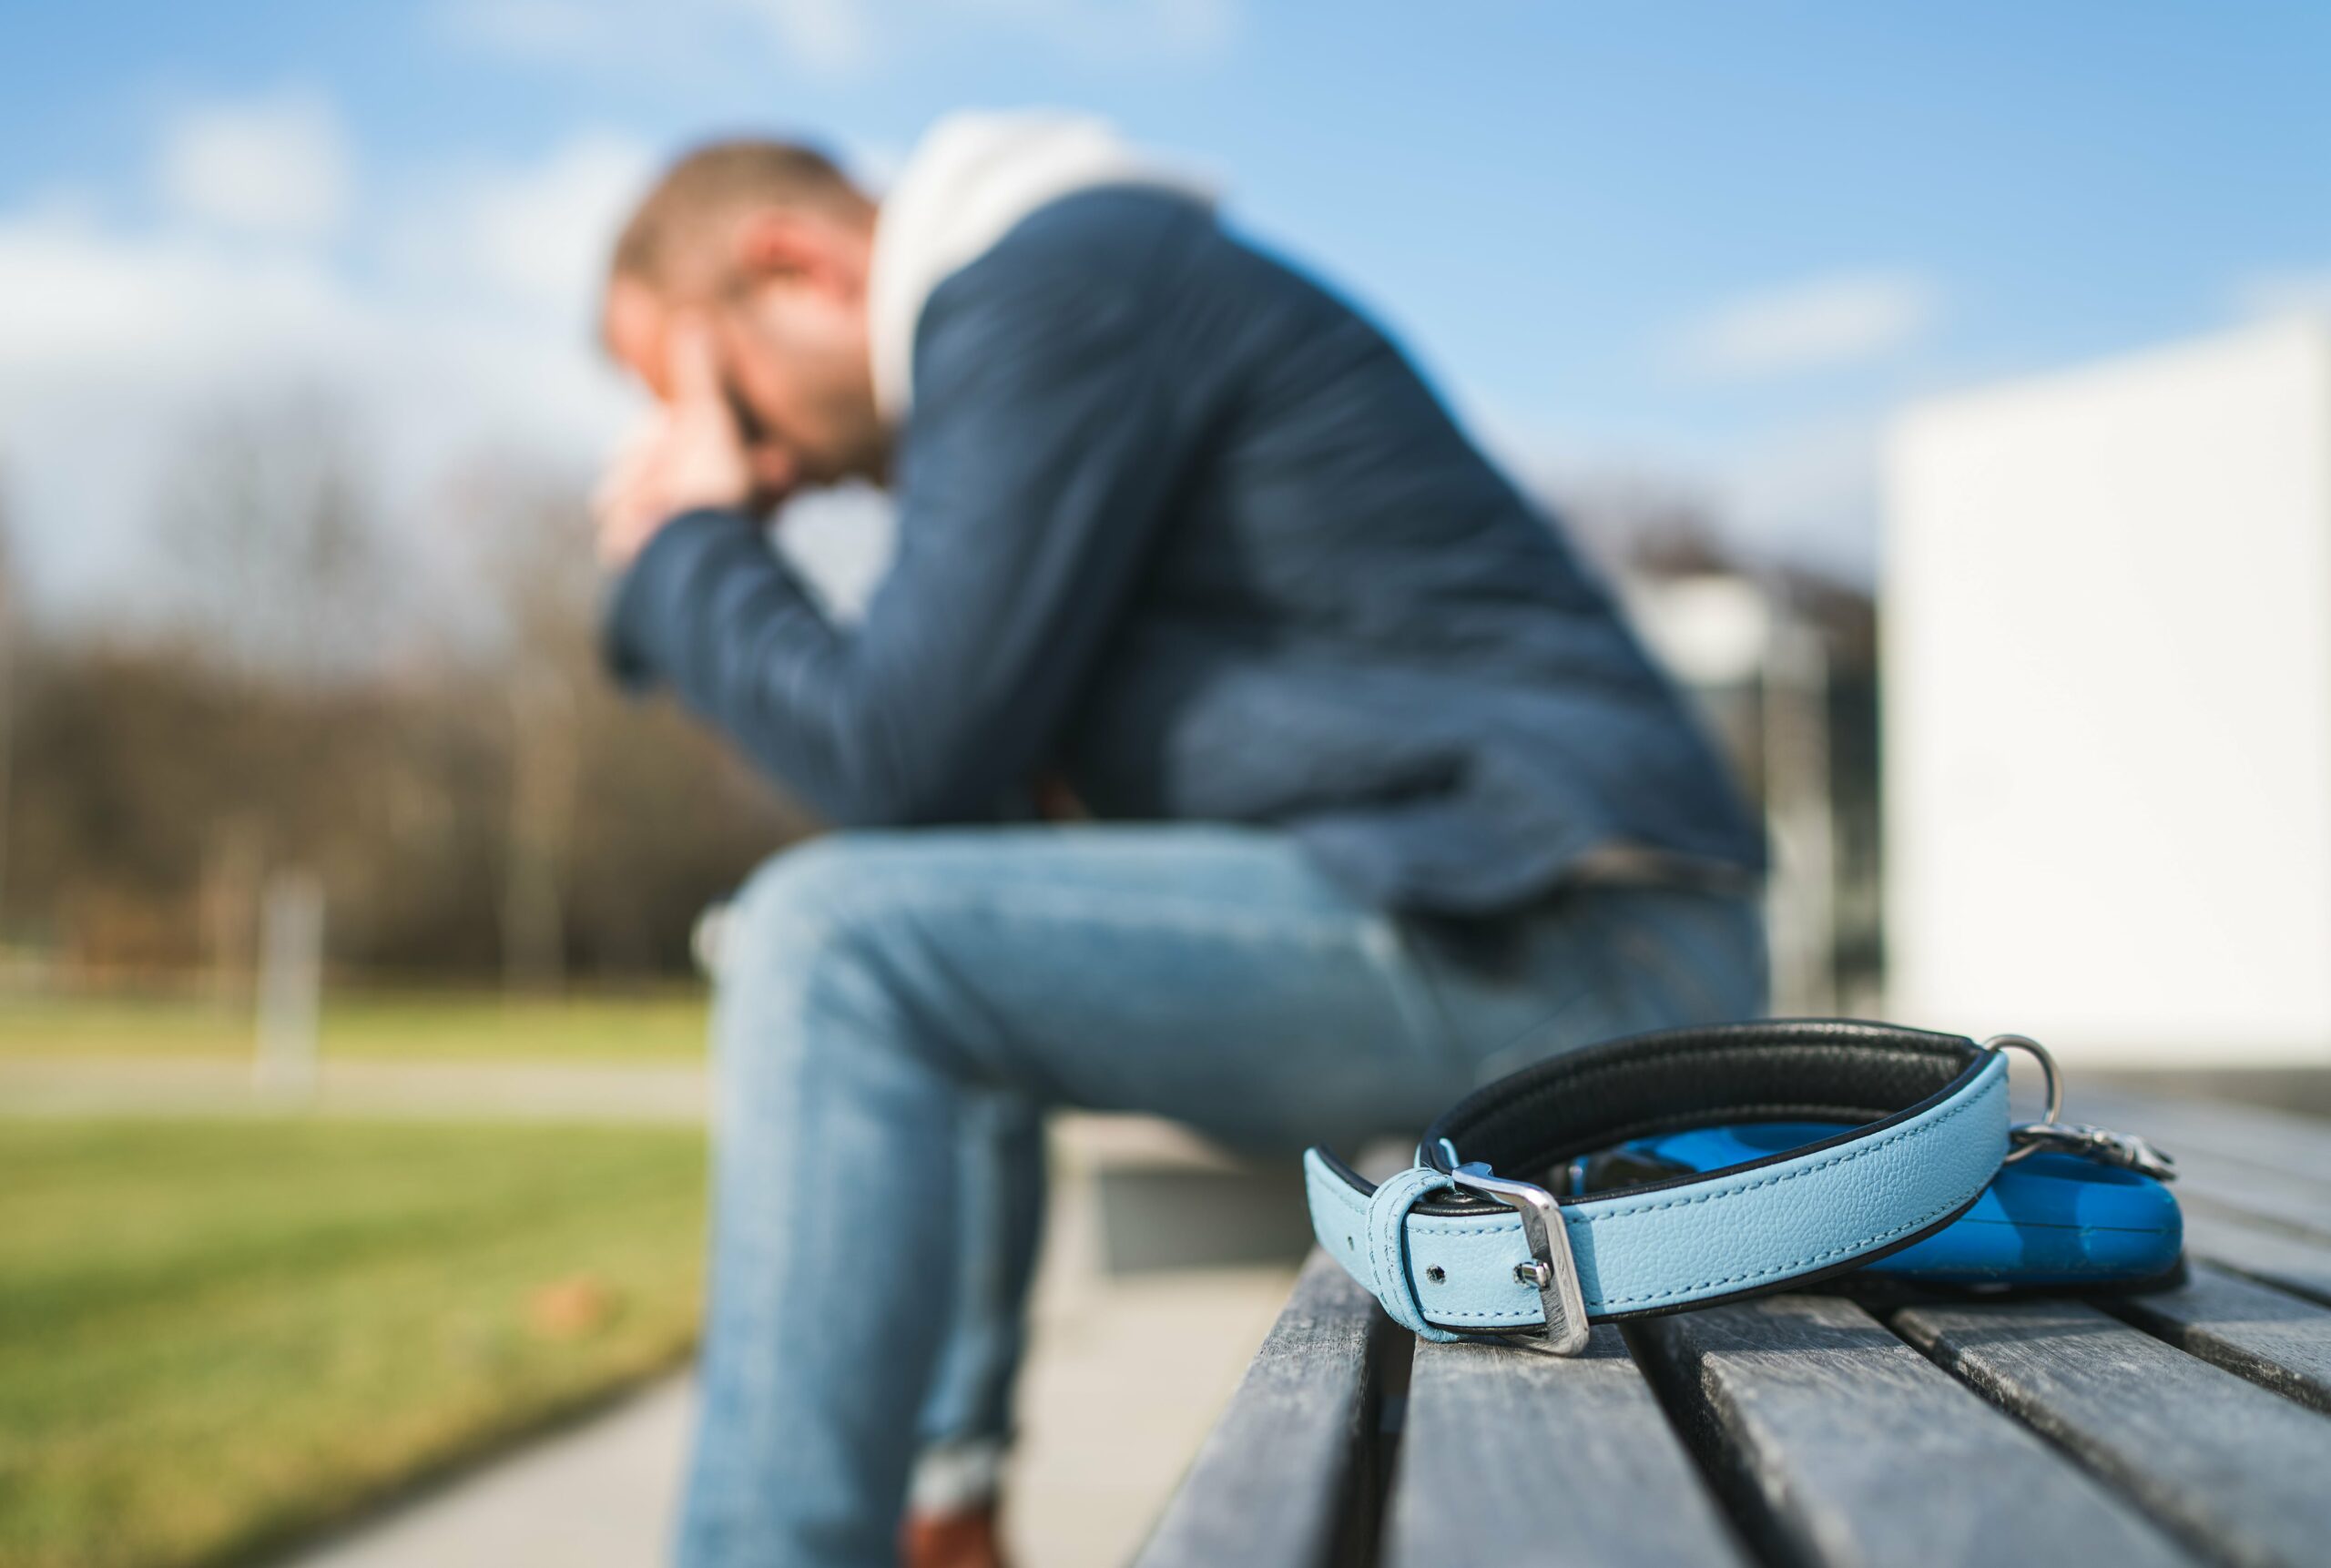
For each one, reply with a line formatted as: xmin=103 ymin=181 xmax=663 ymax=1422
xmin=1885 ymin=321 xmax=2331 ymax=1064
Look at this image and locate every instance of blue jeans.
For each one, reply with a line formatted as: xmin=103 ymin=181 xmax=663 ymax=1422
xmin=677 ymin=824 xmax=1765 ymax=1567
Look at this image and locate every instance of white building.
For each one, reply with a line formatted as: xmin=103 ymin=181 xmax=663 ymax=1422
xmin=1884 ymin=319 xmax=2331 ymax=1065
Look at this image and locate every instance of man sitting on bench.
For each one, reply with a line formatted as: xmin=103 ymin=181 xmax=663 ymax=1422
xmin=593 ymin=110 xmax=1768 ymax=1568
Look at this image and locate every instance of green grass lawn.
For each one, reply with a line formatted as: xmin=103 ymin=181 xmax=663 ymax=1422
xmin=0 ymin=989 xmax=710 ymax=1063
xmin=0 ymin=1116 xmax=707 ymax=1568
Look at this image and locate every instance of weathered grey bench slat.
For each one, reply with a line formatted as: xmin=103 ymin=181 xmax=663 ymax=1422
xmin=1133 ymin=1249 xmax=1392 ymax=1568
xmin=2143 ymin=1156 xmax=2331 ymax=1243
xmin=2106 ymin=1263 xmax=2331 ymax=1414
xmin=2182 ymin=1210 xmax=2331 ymax=1305
xmin=1897 ymin=1296 xmax=2331 ymax=1568
xmin=2083 ymin=1093 xmax=2331 ymax=1239
xmin=2086 ymin=1091 xmax=2331 ymax=1191
xmin=1147 ymin=1090 xmax=2331 ymax=1567
xmin=1387 ymin=1329 xmax=1742 ymax=1568
xmin=1634 ymin=1294 xmax=2192 ymax=1568
xmin=2142 ymin=1103 xmax=2331 ymax=1300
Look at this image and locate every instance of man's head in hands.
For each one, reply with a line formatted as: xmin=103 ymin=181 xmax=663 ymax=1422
xmin=594 ymin=142 xmax=886 ymax=565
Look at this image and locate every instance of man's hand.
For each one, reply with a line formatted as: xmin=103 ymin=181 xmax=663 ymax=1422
xmin=594 ymin=318 xmax=757 ymax=568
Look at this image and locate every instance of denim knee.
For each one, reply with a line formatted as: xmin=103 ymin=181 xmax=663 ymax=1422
xmin=726 ymin=835 xmax=883 ymax=957
xmin=714 ymin=833 xmax=947 ymax=1092
xmin=711 ymin=838 xmax=878 ymax=1074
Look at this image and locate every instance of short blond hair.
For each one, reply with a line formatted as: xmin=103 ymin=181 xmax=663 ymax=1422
xmin=610 ymin=139 xmax=870 ymax=294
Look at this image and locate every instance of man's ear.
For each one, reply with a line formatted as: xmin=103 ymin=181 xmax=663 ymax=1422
xmin=729 ymin=209 xmax=867 ymax=300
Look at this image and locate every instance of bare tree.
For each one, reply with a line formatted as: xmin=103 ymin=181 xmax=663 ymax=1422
xmin=443 ymin=461 xmax=595 ymax=993
xmin=12 ymin=429 xmax=797 ymax=981
xmin=156 ymin=394 xmax=406 ymax=684
xmin=1542 ymin=470 xmax=1743 ymax=582
xmin=0 ymin=483 xmax=16 ymax=931
xmin=438 ymin=454 xmax=813 ymax=987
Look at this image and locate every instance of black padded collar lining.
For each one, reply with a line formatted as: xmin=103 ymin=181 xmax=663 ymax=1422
xmin=1411 ymin=1018 xmax=1988 ymax=1214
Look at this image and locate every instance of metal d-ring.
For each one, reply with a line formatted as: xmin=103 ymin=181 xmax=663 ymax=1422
xmin=1987 ymin=1032 xmax=2062 ymax=1164
xmin=1985 ymin=1032 xmax=2179 ymax=1180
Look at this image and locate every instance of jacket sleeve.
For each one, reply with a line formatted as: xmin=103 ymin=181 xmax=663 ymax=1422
xmin=602 ymin=261 xmax=1192 ymax=826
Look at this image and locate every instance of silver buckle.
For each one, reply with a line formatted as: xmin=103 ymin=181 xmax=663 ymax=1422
xmin=1435 ymin=1138 xmax=1592 ymax=1355
xmin=1988 ymin=1033 xmax=2177 ymax=1182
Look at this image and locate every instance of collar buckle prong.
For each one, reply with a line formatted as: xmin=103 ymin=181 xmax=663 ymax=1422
xmin=1431 ymin=1139 xmax=1593 ymax=1356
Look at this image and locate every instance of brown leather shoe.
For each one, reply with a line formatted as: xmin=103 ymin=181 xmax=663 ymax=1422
xmin=900 ymin=1502 xmax=1009 ymax=1568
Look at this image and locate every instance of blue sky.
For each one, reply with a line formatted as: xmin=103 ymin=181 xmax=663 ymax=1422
xmin=2 ymin=1 xmax=2326 ymax=611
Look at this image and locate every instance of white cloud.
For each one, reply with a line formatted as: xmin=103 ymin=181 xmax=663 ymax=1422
xmin=440 ymin=0 xmax=1236 ymax=77
xmin=443 ymin=0 xmax=870 ymax=74
xmin=942 ymin=0 xmax=1236 ymax=57
xmin=2232 ymin=268 xmax=2331 ymax=323
xmin=727 ymin=0 xmax=875 ymax=73
xmin=398 ymin=130 xmax=657 ymax=320
xmin=0 ymin=129 xmax=649 ymax=623
xmin=156 ymin=91 xmax=352 ymax=241
xmin=0 ymin=117 xmax=904 ymax=639
xmin=1146 ymin=0 xmax=1237 ymax=53
xmin=1670 ymin=271 xmax=1940 ymax=382
xmin=436 ymin=0 xmax=616 ymax=61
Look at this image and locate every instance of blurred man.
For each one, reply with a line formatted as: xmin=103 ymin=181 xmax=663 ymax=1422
xmin=596 ymin=111 xmax=1766 ymax=1568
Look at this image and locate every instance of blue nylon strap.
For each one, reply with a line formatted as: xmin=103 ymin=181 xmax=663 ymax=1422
xmin=1308 ymin=1049 xmax=2011 ymax=1336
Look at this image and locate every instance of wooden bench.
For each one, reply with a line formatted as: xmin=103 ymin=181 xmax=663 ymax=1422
xmin=1135 ymin=1088 xmax=2331 ymax=1567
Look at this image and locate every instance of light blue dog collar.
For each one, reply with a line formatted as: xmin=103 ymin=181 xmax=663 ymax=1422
xmin=1306 ymin=1021 xmax=2015 ymax=1354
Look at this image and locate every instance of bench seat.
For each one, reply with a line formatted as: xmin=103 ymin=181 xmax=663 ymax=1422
xmin=1136 ymin=1089 xmax=2331 ymax=1568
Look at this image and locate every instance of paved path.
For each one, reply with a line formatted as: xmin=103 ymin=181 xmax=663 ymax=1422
xmin=284 ymin=1275 xmax=1298 ymax=1567
xmin=0 ymin=1056 xmax=707 ymax=1121
xmin=292 ymin=1379 xmax=695 ymax=1568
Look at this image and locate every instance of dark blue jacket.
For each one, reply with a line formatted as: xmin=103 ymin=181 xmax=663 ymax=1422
xmin=606 ymin=188 xmax=1765 ymax=912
